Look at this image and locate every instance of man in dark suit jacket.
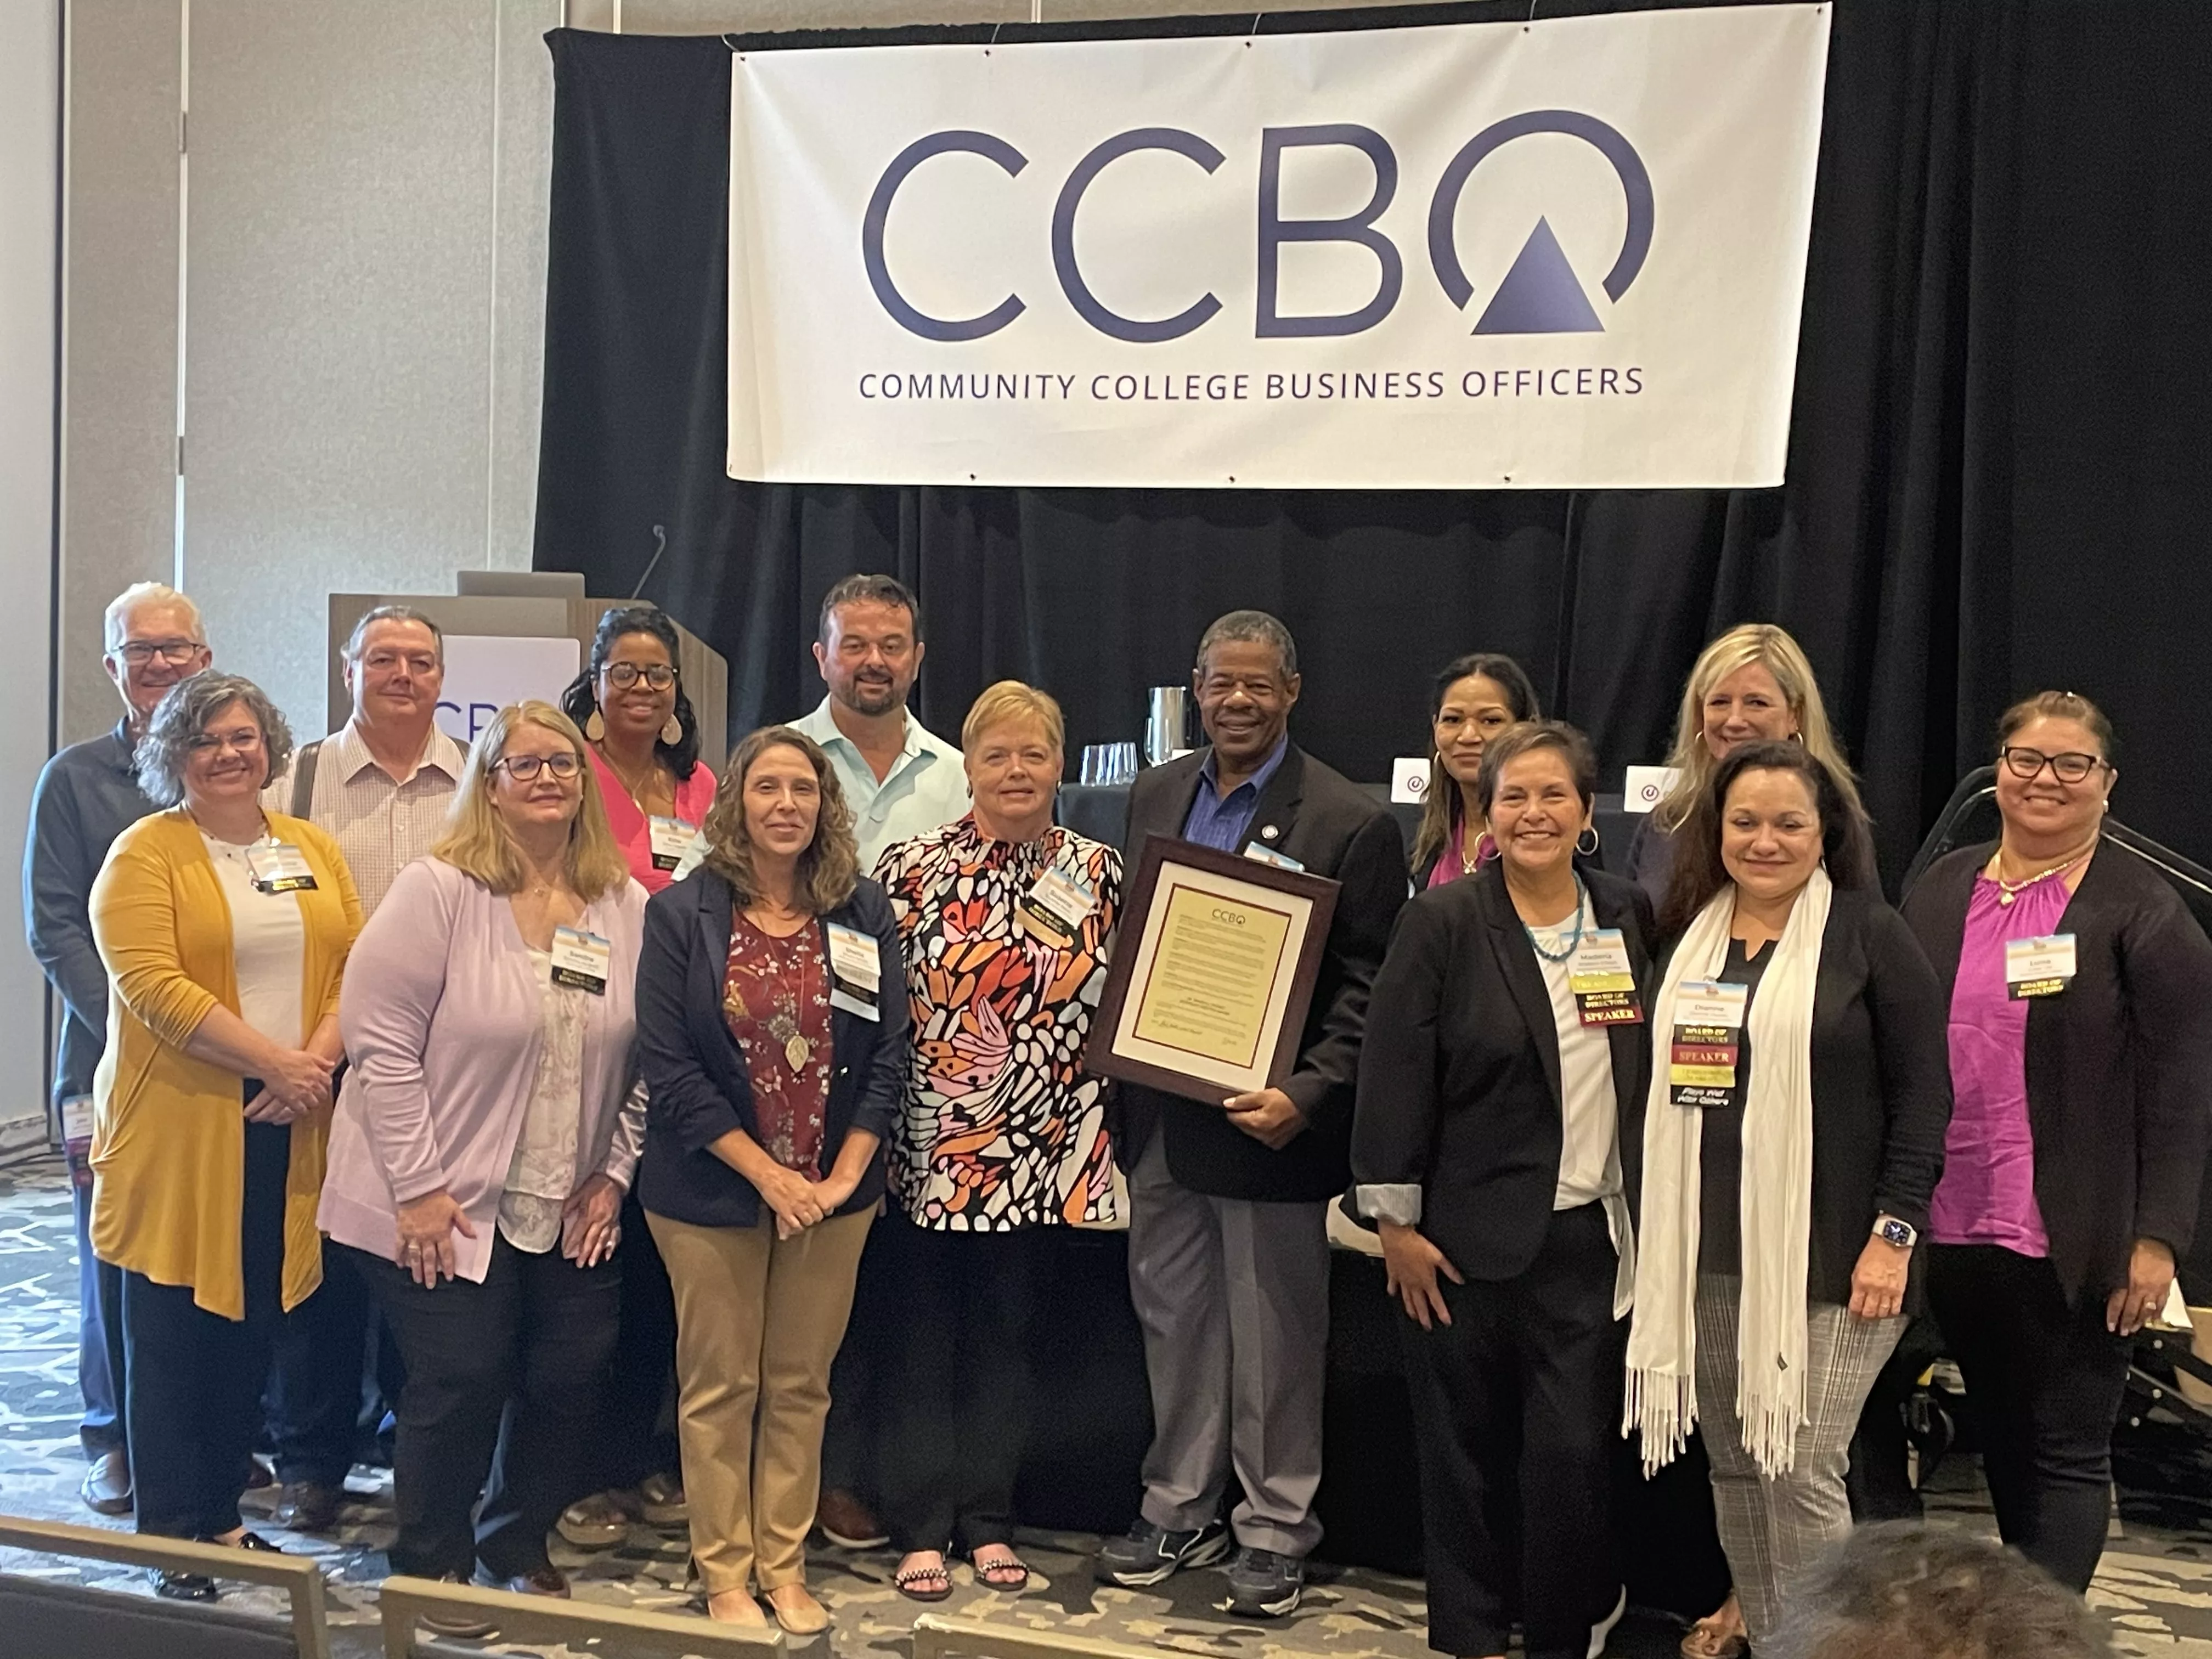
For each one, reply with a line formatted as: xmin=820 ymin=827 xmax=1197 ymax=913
xmin=1094 ymin=611 xmax=1406 ymax=1617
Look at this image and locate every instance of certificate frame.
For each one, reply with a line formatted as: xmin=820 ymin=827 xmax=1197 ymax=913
xmin=1085 ymin=833 xmax=1340 ymax=1105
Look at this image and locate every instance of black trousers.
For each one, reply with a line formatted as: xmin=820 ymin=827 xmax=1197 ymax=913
xmin=1927 ymin=1244 xmax=2132 ymax=1592
xmin=584 ymin=1187 xmax=681 ymax=1494
xmin=1400 ymin=1202 xmax=1624 ymax=1659
xmin=263 ymin=1240 xmax=405 ymax=1486
xmin=819 ymin=1214 xmax=899 ymax=1506
xmin=876 ymin=1213 xmax=1037 ymax=1555
xmin=353 ymin=1233 xmax=622 ymax=1579
xmin=121 ymin=1115 xmax=290 ymax=1539
xmin=71 ymin=1176 xmax=128 ymax=1456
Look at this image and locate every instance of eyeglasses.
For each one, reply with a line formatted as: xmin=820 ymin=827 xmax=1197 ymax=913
xmin=604 ymin=663 xmax=675 ymax=690
xmin=1999 ymin=746 xmax=2109 ymax=785
xmin=496 ymin=752 xmax=582 ymax=782
xmin=189 ymin=730 xmax=263 ymax=755
xmin=116 ymin=639 xmax=204 ymax=665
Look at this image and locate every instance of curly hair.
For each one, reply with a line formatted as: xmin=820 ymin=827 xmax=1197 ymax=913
xmin=133 ymin=670 xmax=293 ymax=809
xmin=698 ymin=727 xmax=860 ymax=913
xmin=557 ymin=604 xmax=703 ymax=781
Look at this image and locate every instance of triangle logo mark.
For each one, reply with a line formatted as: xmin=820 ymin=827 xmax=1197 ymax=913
xmin=1471 ymin=217 xmax=1604 ymax=335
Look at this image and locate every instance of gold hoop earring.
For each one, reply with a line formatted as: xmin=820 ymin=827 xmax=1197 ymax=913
xmin=661 ymin=713 xmax=683 ymax=747
xmin=584 ymin=708 xmax=605 ymax=742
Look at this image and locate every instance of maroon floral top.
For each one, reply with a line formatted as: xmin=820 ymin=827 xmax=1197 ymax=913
xmin=723 ymin=912 xmax=832 ymax=1176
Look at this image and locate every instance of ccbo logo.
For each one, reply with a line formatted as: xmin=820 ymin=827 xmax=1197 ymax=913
xmin=862 ymin=109 xmax=1654 ymax=345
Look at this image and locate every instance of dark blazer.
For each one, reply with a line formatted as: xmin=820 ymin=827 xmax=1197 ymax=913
xmin=1352 ymin=864 xmax=1655 ymax=1282
xmin=1658 ymin=886 xmax=1954 ymax=1308
xmin=1118 ymin=742 xmax=1408 ymax=1203
xmin=1903 ymin=842 xmax=2212 ymax=1305
xmin=634 ymin=867 xmax=908 ymax=1230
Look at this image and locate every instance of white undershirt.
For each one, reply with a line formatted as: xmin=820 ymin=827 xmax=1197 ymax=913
xmin=201 ymin=830 xmax=307 ymax=1049
xmin=498 ymin=946 xmax=586 ymax=1254
xmin=1525 ymin=896 xmax=1623 ymax=1212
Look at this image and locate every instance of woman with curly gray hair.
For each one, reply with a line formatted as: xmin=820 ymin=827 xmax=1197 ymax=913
xmin=88 ymin=671 xmax=362 ymax=1599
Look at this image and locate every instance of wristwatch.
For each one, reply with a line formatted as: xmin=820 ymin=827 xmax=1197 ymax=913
xmin=1872 ymin=1215 xmax=1918 ymax=1250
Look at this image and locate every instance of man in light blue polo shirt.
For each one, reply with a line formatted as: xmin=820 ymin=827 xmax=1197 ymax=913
xmin=792 ymin=573 xmax=968 ymax=869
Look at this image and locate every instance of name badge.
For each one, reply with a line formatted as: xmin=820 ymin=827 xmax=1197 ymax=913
xmin=1569 ymin=928 xmax=1643 ymax=1025
xmin=1018 ymin=866 xmax=1096 ymax=947
xmin=1670 ymin=980 xmax=1748 ymax=1108
xmin=549 ymin=925 xmax=612 ymax=995
xmin=648 ymin=816 xmax=695 ymax=873
xmin=825 ymin=920 xmax=882 ymax=1021
xmin=1243 ymin=842 xmax=1305 ymax=872
xmin=2006 ymin=934 xmax=2077 ymax=999
xmin=61 ymin=1094 xmax=94 ymax=1189
xmin=245 ymin=842 xmax=318 ymax=894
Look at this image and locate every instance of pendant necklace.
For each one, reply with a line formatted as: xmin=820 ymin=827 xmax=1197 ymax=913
xmin=1989 ymin=839 xmax=2096 ymax=907
xmin=749 ymin=911 xmax=817 ymax=1073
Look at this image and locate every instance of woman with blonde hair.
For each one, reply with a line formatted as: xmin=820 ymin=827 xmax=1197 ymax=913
xmin=872 ymin=681 xmax=1123 ymax=1601
xmin=1629 ymin=624 xmax=1875 ymax=911
xmin=319 ymin=700 xmax=647 ymax=1617
xmin=634 ymin=726 xmax=907 ymax=1633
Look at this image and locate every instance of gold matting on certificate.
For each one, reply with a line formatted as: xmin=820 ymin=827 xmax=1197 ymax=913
xmin=1086 ymin=834 xmax=1339 ymax=1104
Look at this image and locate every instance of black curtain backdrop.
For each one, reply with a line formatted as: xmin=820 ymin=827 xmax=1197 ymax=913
xmin=533 ymin=0 xmax=2212 ymax=884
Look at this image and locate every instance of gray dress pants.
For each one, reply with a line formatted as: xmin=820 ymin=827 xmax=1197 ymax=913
xmin=1126 ymin=1137 xmax=1331 ymax=1558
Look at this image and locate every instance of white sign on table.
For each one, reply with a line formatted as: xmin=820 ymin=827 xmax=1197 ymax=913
xmin=727 ymin=4 xmax=1832 ymax=490
xmin=435 ymin=635 xmax=583 ymax=747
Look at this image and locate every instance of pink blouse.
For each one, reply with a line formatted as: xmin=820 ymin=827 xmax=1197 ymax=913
xmin=587 ymin=746 xmax=718 ymax=896
xmin=1425 ymin=818 xmax=1499 ymax=889
xmin=1928 ymin=873 xmax=2070 ymax=1254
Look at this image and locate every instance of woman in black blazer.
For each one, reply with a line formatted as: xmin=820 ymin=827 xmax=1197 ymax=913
xmin=1901 ymin=692 xmax=2212 ymax=1593
xmin=1626 ymin=742 xmax=1950 ymax=1651
xmin=635 ymin=726 xmax=907 ymax=1634
xmin=1354 ymin=721 xmax=1654 ymax=1659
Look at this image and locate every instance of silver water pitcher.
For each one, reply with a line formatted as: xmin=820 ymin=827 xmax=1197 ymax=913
xmin=1146 ymin=686 xmax=1192 ymax=766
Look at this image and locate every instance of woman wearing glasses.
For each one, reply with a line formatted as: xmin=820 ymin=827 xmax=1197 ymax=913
xmin=319 ymin=702 xmax=647 ymax=1614
xmin=556 ymin=605 xmax=717 ymax=1547
xmin=561 ymin=605 xmax=718 ymax=899
xmin=1901 ymin=691 xmax=2212 ymax=1593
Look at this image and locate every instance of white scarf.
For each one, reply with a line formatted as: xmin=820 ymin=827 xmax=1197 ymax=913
xmin=1623 ymin=865 xmax=1831 ymax=1479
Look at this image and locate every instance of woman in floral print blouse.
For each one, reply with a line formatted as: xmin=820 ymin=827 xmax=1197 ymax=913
xmin=871 ymin=680 xmax=1123 ymax=1602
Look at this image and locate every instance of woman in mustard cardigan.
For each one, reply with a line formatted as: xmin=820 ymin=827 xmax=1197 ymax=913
xmin=89 ymin=671 xmax=361 ymax=1600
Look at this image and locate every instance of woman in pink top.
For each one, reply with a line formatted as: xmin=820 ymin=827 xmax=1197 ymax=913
xmin=1407 ymin=652 xmax=1540 ymax=889
xmin=320 ymin=701 xmax=646 ymax=1618
xmin=1904 ymin=691 xmax=2212 ymax=1594
xmin=562 ymin=605 xmax=719 ymax=897
xmin=556 ymin=605 xmax=716 ymax=1545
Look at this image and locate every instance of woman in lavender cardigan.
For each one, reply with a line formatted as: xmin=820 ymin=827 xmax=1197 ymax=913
xmin=319 ymin=701 xmax=647 ymax=1616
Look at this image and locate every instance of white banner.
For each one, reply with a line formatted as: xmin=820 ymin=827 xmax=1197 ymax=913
xmin=727 ymin=4 xmax=1831 ymax=491
xmin=435 ymin=635 xmax=582 ymax=747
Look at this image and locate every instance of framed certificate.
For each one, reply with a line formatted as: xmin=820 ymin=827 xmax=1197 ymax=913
xmin=1085 ymin=834 xmax=1340 ymax=1104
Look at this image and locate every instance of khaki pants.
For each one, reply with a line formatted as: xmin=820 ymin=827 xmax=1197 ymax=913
xmin=648 ymin=1206 xmax=875 ymax=1594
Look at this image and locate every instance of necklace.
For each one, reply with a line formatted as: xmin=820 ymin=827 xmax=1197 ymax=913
xmin=1523 ymin=877 xmax=1589 ymax=962
xmin=595 ymin=742 xmax=665 ymax=813
xmin=1988 ymin=839 xmax=2096 ymax=907
xmin=733 ymin=912 xmax=819 ymax=1073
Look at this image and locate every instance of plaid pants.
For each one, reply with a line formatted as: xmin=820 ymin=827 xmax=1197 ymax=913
xmin=1693 ymin=1276 xmax=1905 ymax=1639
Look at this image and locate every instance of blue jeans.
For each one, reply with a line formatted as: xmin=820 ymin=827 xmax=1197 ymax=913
xmin=72 ymin=1177 xmax=127 ymax=1456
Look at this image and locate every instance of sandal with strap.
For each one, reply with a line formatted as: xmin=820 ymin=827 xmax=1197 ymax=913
xmin=970 ymin=1549 xmax=1030 ymax=1592
xmin=895 ymin=1559 xmax=955 ymax=1603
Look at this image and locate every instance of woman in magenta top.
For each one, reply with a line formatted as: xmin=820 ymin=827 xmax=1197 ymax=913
xmin=555 ymin=604 xmax=716 ymax=1547
xmin=561 ymin=605 xmax=718 ymax=896
xmin=1407 ymin=652 xmax=1541 ymax=889
xmin=1903 ymin=691 xmax=2212 ymax=1594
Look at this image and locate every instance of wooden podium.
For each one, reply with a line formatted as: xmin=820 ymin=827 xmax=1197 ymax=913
xmin=324 ymin=575 xmax=727 ymax=766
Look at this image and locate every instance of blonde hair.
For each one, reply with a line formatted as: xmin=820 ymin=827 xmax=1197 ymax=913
xmin=1653 ymin=623 xmax=1866 ymax=833
xmin=431 ymin=701 xmax=631 ymax=902
xmin=961 ymin=680 xmax=1065 ymax=754
xmin=105 ymin=581 xmax=204 ymax=652
xmin=698 ymin=727 xmax=860 ymax=914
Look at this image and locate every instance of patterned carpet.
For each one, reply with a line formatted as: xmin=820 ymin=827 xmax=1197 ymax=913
xmin=3 ymin=1151 xmax=2210 ymax=1657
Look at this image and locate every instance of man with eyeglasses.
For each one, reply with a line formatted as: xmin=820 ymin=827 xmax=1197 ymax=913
xmin=254 ymin=603 xmax=466 ymax=1534
xmin=24 ymin=581 xmax=211 ymax=1517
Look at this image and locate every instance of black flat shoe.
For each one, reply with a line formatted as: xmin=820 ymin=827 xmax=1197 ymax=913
xmin=232 ymin=1530 xmax=285 ymax=1553
xmin=153 ymin=1567 xmax=218 ymax=1601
